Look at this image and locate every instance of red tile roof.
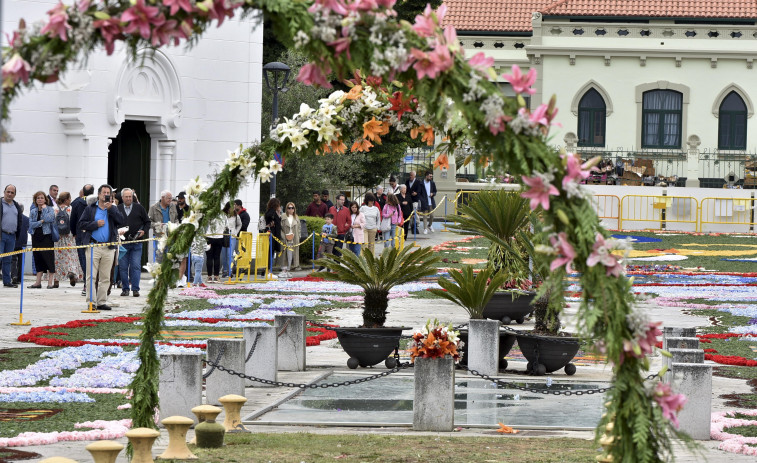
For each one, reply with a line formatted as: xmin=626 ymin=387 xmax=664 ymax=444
xmin=442 ymin=0 xmax=757 ymax=33
xmin=541 ymin=0 xmax=757 ymax=19
xmin=441 ymin=0 xmax=555 ymax=32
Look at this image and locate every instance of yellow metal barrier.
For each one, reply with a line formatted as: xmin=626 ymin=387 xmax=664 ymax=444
xmin=589 ymin=194 xmax=621 ymax=229
xmin=619 ymin=195 xmax=699 ymax=231
xmin=699 ymin=197 xmax=756 ymax=232
xmin=226 ymin=231 xmax=271 ymax=284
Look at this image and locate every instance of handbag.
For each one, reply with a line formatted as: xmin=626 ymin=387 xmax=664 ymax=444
xmin=345 ymin=230 xmax=354 ymax=243
xmin=380 ymin=216 xmax=392 ymax=233
xmin=223 ymin=227 xmax=231 ymax=247
xmin=49 ymin=208 xmax=60 ymax=243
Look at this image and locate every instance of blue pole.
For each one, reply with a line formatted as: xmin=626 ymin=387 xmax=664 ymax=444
xmin=187 ymin=253 xmax=191 ymax=285
xmin=311 ymin=232 xmax=315 ymax=270
xmin=19 ymin=247 xmax=26 ymax=317
xmin=153 ymin=240 xmax=157 ymax=262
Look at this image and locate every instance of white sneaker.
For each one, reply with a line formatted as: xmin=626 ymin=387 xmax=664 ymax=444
xmin=429 ymin=226 xmax=435 ymax=233
xmin=423 ymin=228 xmax=428 ymax=234
xmin=177 ymin=276 xmax=187 ymax=288
xmin=269 ymin=273 xmax=279 ymax=280
xmin=286 ymin=271 xmax=293 ymax=278
xmin=278 ymin=271 xmax=288 ymax=279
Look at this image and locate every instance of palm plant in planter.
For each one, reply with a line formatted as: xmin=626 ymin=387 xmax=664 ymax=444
xmin=448 ymin=189 xmax=536 ymax=325
xmin=448 ymin=189 xmax=578 ymax=375
xmin=316 ymin=246 xmax=439 ymax=368
xmin=429 ymin=267 xmax=516 ymax=372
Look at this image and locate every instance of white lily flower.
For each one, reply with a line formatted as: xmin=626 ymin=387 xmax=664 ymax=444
xmin=166 ymin=222 xmax=180 ymax=234
xmin=297 ymin=103 xmax=315 ymax=118
xmin=268 ymin=160 xmax=282 ymax=174
xmin=143 ymin=262 xmax=161 ymax=277
xmin=185 ymin=176 xmax=206 ymax=196
xmin=258 ymin=166 xmax=273 ymax=183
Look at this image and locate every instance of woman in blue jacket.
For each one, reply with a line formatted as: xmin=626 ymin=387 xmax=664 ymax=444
xmin=28 ymin=191 xmax=56 ymax=288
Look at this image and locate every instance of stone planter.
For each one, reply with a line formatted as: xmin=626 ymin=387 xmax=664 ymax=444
xmin=465 ymin=319 xmax=500 ymax=376
xmin=334 ymin=327 xmax=410 ymax=368
xmin=482 ymin=291 xmax=536 ymax=325
xmin=413 ymin=356 xmax=455 ymax=432
xmin=516 ymin=333 xmax=580 ymax=375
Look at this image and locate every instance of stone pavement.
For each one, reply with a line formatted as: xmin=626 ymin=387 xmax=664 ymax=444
xmin=0 ymin=229 xmax=753 ymax=461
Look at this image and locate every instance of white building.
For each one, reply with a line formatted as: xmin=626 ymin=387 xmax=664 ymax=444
xmin=1 ymin=0 xmax=264 ymax=217
xmin=443 ymin=0 xmax=757 ymax=188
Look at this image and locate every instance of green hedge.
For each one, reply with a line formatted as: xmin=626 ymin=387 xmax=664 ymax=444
xmin=299 ymin=216 xmax=326 ymax=263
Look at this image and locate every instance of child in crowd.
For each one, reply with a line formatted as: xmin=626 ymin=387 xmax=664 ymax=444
xmin=190 ymin=231 xmax=207 ymax=287
xmin=317 ymin=213 xmax=337 ymax=271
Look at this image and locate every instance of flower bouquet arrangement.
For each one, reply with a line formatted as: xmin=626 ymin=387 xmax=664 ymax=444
xmin=408 ymin=320 xmax=463 ymax=362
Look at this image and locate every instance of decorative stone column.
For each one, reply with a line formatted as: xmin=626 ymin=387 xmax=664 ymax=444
xmin=159 ymin=352 xmax=203 ymax=423
xmin=413 ymin=357 xmax=455 ymax=431
xmin=685 ymin=135 xmax=701 ymax=187
xmin=205 ymin=338 xmax=246 ymax=405
xmin=158 ymin=140 xmax=177 ymax=192
xmin=466 ymin=319 xmax=500 ymax=376
xmin=274 ymin=315 xmax=306 ymax=371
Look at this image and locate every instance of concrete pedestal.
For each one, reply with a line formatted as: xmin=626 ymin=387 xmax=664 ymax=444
xmin=662 ymin=327 xmax=696 ymax=350
xmin=159 ymin=352 xmax=203 ymax=423
xmin=205 ymin=338 xmax=246 ymax=406
xmin=243 ymin=325 xmax=277 ymax=387
xmin=669 ymin=362 xmax=713 ymax=440
xmin=275 ymin=315 xmax=306 ymax=371
xmin=467 ymin=319 xmax=500 ymax=376
xmin=413 ymin=357 xmax=455 ymax=432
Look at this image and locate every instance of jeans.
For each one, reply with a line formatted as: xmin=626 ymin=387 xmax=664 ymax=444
xmin=1 ymin=232 xmax=15 ymax=285
xmin=348 ymin=243 xmax=361 ymax=256
xmin=192 ymin=254 xmax=205 ymax=285
xmin=385 ymin=224 xmax=397 ymax=248
xmin=119 ymin=242 xmax=143 ymax=292
xmin=206 ymin=238 xmax=223 ymax=277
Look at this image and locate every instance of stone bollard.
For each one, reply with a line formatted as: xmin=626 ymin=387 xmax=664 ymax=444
xmin=205 ymin=338 xmax=246 ymax=406
xmin=669 ymin=362 xmax=713 ymax=440
xmin=219 ymin=394 xmax=249 ymax=432
xmin=466 ymin=319 xmax=500 ymax=376
xmin=662 ymin=337 xmax=699 ymax=376
xmin=159 ymin=416 xmax=198 ymax=460
xmin=189 ymin=405 xmax=223 ymax=445
xmin=274 ymin=315 xmax=306 ymax=371
xmin=125 ymin=427 xmax=161 ymax=463
xmin=669 ymin=348 xmax=704 ymax=364
xmin=662 ymin=327 xmax=696 ymax=350
xmin=85 ymin=440 xmax=124 ymax=463
xmin=413 ymin=357 xmax=455 ymax=432
xmin=243 ymin=325 xmax=277 ymax=386
xmin=159 ymin=352 xmax=203 ymax=422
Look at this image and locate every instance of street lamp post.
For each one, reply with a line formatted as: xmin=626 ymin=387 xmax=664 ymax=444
xmin=263 ymin=61 xmax=291 ymax=198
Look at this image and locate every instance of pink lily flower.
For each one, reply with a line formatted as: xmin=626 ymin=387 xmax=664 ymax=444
xmin=562 ymin=152 xmax=593 ymax=189
xmin=412 ymin=4 xmax=446 ymax=37
xmin=1 ymin=53 xmax=32 ymax=89
xmin=586 ymin=233 xmax=624 ymax=277
xmin=376 ymin=0 xmax=396 ymax=8
xmin=163 ymin=0 xmax=194 ymax=15
xmin=347 ymin=0 xmax=379 ymax=12
xmin=503 ymin=64 xmax=536 ymax=95
xmin=488 ymin=114 xmax=510 ymax=136
xmin=308 ymin=0 xmax=349 ymax=15
xmin=93 ymin=17 xmax=124 ymax=55
xmin=297 ymin=62 xmax=333 ymax=88
xmin=150 ymin=19 xmax=180 ymax=47
xmin=77 ymin=0 xmax=92 ymax=10
xmin=621 ymin=321 xmax=662 ymax=363
xmin=468 ymin=52 xmax=494 ymax=72
xmin=40 ymin=2 xmax=72 ymax=41
xmin=121 ymin=0 xmax=164 ymax=40
xmin=327 ymin=37 xmax=351 ymax=59
xmin=409 ymin=45 xmax=453 ymax=80
xmin=654 ymin=382 xmax=687 ymax=428
xmin=521 ymin=173 xmax=559 ymax=211
xmin=549 ymin=232 xmax=576 ymax=273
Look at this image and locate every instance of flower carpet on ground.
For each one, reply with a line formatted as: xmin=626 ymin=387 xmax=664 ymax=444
xmin=711 ymin=410 xmax=757 ymax=455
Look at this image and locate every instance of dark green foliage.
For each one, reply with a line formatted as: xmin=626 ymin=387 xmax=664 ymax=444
xmin=430 ymin=266 xmax=509 ymax=319
xmin=315 ymin=246 xmax=439 ymax=327
xmin=393 ymin=0 xmax=443 ymax=23
xmin=299 ymin=216 xmax=327 ymax=263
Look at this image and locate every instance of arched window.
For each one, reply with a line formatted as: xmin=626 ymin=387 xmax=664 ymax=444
xmin=642 ymin=90 xmax=683 ymax=148
xmin=718 ymin=91 xmax=747 ymax=150
xmin=577 ymin=88 xmax=606 ymax=147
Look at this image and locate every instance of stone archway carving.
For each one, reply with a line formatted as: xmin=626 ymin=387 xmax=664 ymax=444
xmin=570 ymin=80 xmax=614 ymax=116
xmin=711 ymin=83 xmax=754 ymax=118
xmin=108 ymin=49 xmax=183 ymax=132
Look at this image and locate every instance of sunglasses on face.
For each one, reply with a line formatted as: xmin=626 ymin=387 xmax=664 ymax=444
xmin=287 ymin=207 xmax=294 ymax=209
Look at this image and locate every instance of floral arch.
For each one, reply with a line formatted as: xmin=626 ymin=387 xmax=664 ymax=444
xmin=1 ymin=1 xmax=687 ymax=461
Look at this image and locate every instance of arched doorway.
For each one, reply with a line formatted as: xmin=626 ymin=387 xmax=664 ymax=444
xmin=108 ymin=120 xmax=151 ymax=265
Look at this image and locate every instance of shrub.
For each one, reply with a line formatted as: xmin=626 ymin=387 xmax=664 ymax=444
xmin=299 ymin=216 xmax=327 ymax=264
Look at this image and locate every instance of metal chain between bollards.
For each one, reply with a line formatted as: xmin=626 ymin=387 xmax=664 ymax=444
xmin=245 ymin=332 xmax=260 ymax=362
xmin=204 ymin=357 xmax=412 ymax=388
xmin=464 ymin=366 xmax=660 ymax=396
xmin=202 ymin=344 xmax=227 ymax=379
xmin=277 ymin=320 xmax=290 ymax=337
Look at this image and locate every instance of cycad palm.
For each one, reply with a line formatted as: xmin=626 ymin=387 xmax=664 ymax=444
xmin=316 ymin=246 xmax=439 ymax=327
xmin=448 ymin=189 xmax=533 ymax=281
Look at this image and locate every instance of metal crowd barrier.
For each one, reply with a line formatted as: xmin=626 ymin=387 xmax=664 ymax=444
xmin=619 ymin=195 xmax=699 ymax=231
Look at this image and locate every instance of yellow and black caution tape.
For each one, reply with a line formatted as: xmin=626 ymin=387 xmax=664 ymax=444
xmin=0 ymin=236 xmax=157 ymax=259
xmin=270 ymin=232 xmax=316 ymax=251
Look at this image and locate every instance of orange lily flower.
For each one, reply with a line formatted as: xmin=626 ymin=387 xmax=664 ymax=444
xmin=363 ymin=117 xmax=386 ymax=144
xmin=433 ymin=153 xmax=449 ymax=170
xmin=343 ymin=84 xmax=363 ymax=101
xmin=330 ymin=139 xmax=347 ymax=154
xmin=351 ymin=138 xmax=374 ymax=152
xmin=497 ymin=423 xmax=519 ymax=434
xmin=421 ymin=126 xmax=434 ymax=146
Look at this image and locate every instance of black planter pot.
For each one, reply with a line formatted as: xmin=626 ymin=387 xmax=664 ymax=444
xmin=458 ymin=329 xmax=517 ymax=370
xmin=482 ymin=291 xmax=536 ymax=325
xmin=515 ymin=333 xmax=579 ymax=376
xmin=334 ymin=327 xmax=410 ymax=369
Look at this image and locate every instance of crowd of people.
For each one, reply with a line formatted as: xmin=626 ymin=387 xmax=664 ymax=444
xmin=259 ymin=170 xmax=438 ymax=278
xmin=0 ymin=182 xmax=256 ymax=310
